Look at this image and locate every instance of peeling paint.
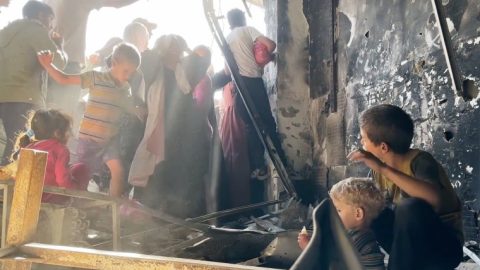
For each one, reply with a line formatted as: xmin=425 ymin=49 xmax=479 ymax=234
xmin=279 ymin=107 xmax=300 ymax=118
xmin=266 ymin=0 xmax=313 ymax=174
xmin=270 ymin=0 xmax=480 ymax=227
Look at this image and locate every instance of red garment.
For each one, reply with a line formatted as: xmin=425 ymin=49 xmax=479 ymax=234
xmin=219 ymin=82 xmax=251 ymax=208
xmin=253 ymin=41 xmax=273 ymax=67
xmin=26 ymin=139 xmax=90 ymax=203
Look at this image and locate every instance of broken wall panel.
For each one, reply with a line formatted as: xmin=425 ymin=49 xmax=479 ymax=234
xmin=304 ymin=0 xmax=335 ymax=99
xmin=304 ymin=0 xmax=346 ymax=193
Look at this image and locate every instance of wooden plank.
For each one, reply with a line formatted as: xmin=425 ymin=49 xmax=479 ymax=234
xmin=3 ymin=149 xmax=47 ymax=270
xmin=0 ymin=181 xmax=17 ymax=249
xmin=13 ymin=243 xmax=275 ymax=270
xmin=6 ymin=149 xmax=47 ymax=245
xmin=0 ymin=184 xmax=11 ymax=248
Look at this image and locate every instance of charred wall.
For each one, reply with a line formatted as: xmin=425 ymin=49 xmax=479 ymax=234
xmin=265 ymin=0 xmax=480 ymax=227
xmin=264 ymin=1 xmax=313 ymax=182
xmin=335 ymin=0 xmax=480 ymax=211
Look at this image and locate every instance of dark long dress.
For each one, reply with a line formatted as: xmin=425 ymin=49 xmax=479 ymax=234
xmin=136 ymin=68 xmax=209 ymax=218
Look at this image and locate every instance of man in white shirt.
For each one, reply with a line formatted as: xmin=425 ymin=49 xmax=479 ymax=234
xmin=225 ymin=8 xmax=287 ymax=182
xmin=226 ymin=10 xmax=275 ymax=78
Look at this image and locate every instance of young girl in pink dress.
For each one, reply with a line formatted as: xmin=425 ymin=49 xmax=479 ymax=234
xmin=14 ymin=109 xmax=90 ymax=203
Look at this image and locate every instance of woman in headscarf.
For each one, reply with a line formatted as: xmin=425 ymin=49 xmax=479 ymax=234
xmin=129 ymin=35 xmax=205 ymax=217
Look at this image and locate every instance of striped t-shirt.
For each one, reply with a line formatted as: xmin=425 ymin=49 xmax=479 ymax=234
xmin=349 ymin=229 xmax=385 ymax=270
xmin=79 ymin=71 xmax=132 ymax=144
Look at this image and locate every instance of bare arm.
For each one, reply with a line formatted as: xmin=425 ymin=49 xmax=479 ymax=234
xmin=37 ymin=51 xmax=81 ymax=85
xmin=101 ymin=0 xmax=139 ymax=8
xmin=348 ymin=150 xmax=441 ymax=211
xmin=255 ymin=36 xmax=276 ymax=53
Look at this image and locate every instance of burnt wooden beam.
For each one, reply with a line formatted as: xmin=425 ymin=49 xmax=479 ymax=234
xmin=304 ymin=0 xmax=337 ymax=112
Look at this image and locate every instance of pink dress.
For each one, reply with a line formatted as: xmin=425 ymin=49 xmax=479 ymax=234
xmin=26 ymin=139 xmax=90 ymax=203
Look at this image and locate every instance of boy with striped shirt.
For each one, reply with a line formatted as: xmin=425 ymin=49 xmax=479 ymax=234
xmin=37 ymin=43 xmax=142 ymax=197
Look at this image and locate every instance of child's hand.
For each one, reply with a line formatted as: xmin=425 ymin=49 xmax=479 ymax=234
xmin=37 ymin=50 xmax=54 ymax=68
xmin=297 ymin=231 xmax=311 ymax=250
xmin=347 ymin=149 xmax=385 ymax=172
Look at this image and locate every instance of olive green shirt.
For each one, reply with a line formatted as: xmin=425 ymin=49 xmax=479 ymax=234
xmin=0 ymin=19 xmax=66 ymax=107
xmin=373 ymin=149 xmax=464 ymax=244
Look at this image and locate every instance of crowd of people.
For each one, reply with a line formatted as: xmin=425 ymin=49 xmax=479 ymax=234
xmin=0 ymin=1 xmax=465 ymax=269
xmin=0 ymin=1 xmax=281 ymax=219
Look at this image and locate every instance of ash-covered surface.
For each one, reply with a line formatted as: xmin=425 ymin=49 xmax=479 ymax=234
xmin=33 ymin=200 xmax=308 ymax=269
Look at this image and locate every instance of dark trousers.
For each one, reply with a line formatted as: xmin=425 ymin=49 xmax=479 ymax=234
xmin=371 ymin=198 xmax=463 ymax=270
xmin=234 ymin=76 xmax=287 ymax=170
xmin=0 ymin=102 xmax=36 ymax=165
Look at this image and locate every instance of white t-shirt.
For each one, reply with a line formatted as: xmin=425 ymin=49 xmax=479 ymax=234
xmin=226 ymin=26 xmax=263 ymax=78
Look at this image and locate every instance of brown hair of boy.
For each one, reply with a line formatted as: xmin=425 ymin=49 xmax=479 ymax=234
xmin=359 ymin=104 xmax=414 ymax=154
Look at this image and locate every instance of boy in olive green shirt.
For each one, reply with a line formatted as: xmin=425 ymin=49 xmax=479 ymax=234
xmin=349 ymin=104 xmax=463 ymax=270
xmin=0 ymin=1 xmax=65 ymax=165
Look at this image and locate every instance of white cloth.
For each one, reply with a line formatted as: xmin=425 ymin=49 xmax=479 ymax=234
xmin=226 ymin=26 xmax=263 ymax=78
xmin=128 ymin=34 xmax=193 ymax=187
xmin=127 ymin=59 xmax=191 ymax=187
xmin=128 ymin=65 xmax=165 ymax=187
xmin=137 ymin=73 xmax=146 ymax=102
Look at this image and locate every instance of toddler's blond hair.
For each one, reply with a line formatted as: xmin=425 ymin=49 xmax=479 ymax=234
xmin=330 ymin=177 xmax=385 ymax=224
